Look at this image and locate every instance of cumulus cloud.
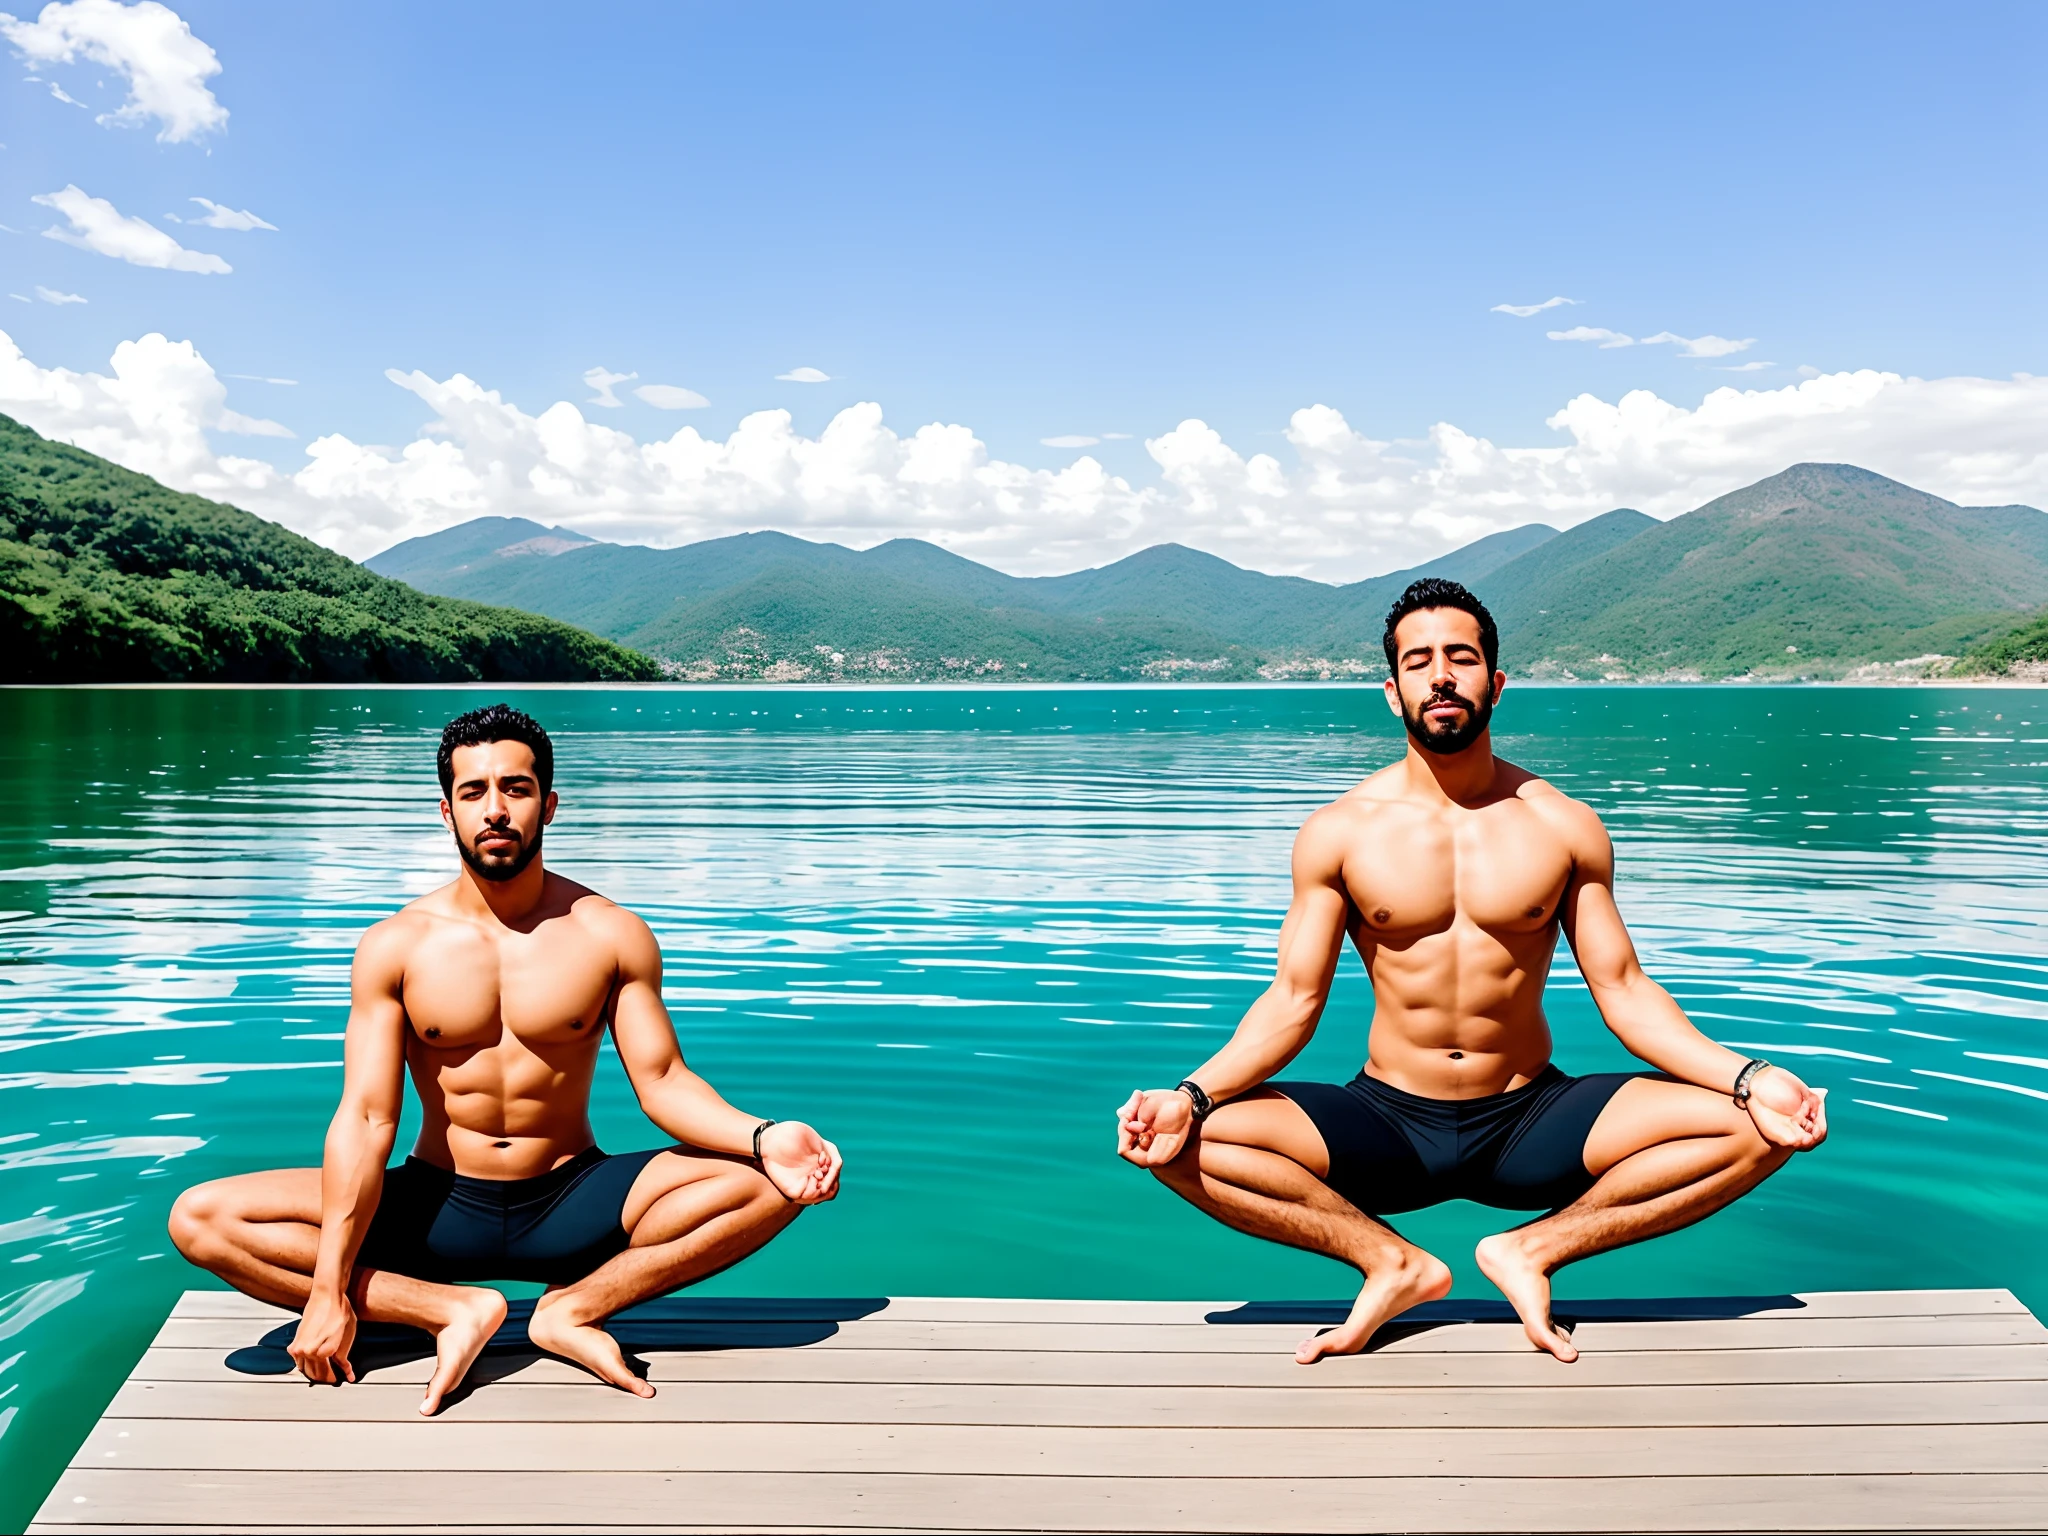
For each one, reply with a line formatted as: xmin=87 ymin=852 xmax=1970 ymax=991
xmin=1492 ymin=296 xmax=1580 ymax=317
xmin=1041 ymin=434 xmax=1099 ymax=448
xmin=1 ymin=0 xmax=227 ymax=142
xmin=34 ymin=285 xmax=85 ymax=304
xmin=634 ymin=383 xmax=708 ymax=410
xmin=216 ymin=407 xmax=291 ymax=437
xmin=183 ymin=197 xmax=274 ymax=231
xmin=4 ymin=326 xmax=2046 ymax=580
xmin=33 ymin=185 xmax=229 ymax=272
xmin=776 ymin=366 xmax=831 ymax=383
xmin=581 ymin=366 xmax=634 ymax=408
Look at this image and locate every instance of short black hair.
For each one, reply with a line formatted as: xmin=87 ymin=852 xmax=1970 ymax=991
xmin=437 ymin=704 xmax=554 ymax=798
xmin=1382 ymin=578 xmax=1500 ymax=674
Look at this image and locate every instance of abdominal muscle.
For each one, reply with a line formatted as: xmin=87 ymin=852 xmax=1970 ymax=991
xmin=1356 ymin=922 xmax=1558 ymax=1099
xmin=403 ymin=1037 xmax=602 ymax=1180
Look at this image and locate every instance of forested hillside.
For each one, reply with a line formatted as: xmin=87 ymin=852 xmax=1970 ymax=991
xmin=0 ymin=415 xmax=659 ymax=683
xmin=372 ymin=464 xmax=2048 ymax=681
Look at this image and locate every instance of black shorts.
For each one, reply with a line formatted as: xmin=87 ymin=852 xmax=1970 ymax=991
xmin=356 ymin=1146 xmax=668 ymax=1285
xmin=1271 ymin=1065 xmax=1649 ymax=1215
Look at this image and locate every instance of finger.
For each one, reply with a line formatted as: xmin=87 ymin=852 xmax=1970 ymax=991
xmin=340 ymin=1354 xmax=357 ymax=1385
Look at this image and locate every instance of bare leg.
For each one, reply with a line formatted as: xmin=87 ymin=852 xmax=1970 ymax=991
xmin=525 ymin=1151 xmax=800 ymax=1396
xmin=169 ymin=1170 xmax=508 ymax=1415
xmin=1474 ymin=1079 xmax=1793 ymax=1362
xmin=1151 ymin=1092 xmax=1452 ymax=1363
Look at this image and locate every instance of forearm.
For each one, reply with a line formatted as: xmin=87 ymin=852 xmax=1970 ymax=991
xmin=1595 ymin=977 xmax=1748 ymax=1091
xmin=636 ymin=1065 xmax=770 ymax=1156
xmin=310 ymin=1110 xmax=396 ymax=1300
xmin=1183 ymin=988 xmax=1319 ymax=1102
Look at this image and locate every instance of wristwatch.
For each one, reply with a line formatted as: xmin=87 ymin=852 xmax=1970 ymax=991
xmin=1731 ymin=1058 xmax=1772 ymax=1108
xmin=1176 ymin=1079 xmax=1216 ymax=1122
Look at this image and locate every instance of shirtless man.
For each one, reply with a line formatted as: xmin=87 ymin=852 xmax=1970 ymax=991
xmin=171 ymin=704 xmax=840 ymax=1415
xmin=1116 ymin=579 xmax=1826 ymax=1363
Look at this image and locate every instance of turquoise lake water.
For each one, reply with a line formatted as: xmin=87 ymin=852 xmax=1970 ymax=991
xmin=3 ymin=682 xmax=2047 ymax=1524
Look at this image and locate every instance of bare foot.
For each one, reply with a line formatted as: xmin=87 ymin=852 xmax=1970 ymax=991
xmin=528 ymin=1297 xmax=656 ymax=1399
xmin=1474 ymin=1231 xmax=1576 ymax=1362
xmin=1297 ymin=1249 xmax=1452 ymax=1364
xmin=419 ymin=1286 xmax=509 ymax=1416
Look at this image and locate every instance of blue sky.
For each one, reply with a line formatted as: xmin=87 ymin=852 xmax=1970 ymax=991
xmin=4 ymin=1 xmax=2046 ymax=574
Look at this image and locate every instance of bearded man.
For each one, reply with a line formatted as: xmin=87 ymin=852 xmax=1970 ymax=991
xmin=172 ymin=704 xmax=841 ymax=1414
xmin=1116 ymin=579 xmax=1826 ymax=1362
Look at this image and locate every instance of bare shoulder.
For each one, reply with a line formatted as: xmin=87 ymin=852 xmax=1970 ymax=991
xmin=1295 ymin=764 xmax=1403 ymax=868
xmin=352 ymin=902 xmax=432 ymax=984
xmin=559 ymin=878 xmax=660 ymax=964
xmin=1504 ymin=761 xmax=1611 ymax=857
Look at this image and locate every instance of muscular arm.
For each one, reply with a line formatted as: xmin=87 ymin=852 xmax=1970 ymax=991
xmin=1559 ymin=804 xmax=1825 ymax=1148
xmin=1118 ymin=811 xmax=1352 ymax=1164
xmin=291 ymin=921 xmax=410 ymax=1383
xmin=605 ymin=909 xmax=841 ymax=1202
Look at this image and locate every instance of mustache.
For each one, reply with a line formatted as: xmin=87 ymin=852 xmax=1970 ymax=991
xmin=1422 ymin=684 xmax=1480 ymax=713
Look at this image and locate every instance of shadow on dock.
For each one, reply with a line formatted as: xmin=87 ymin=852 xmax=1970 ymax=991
xmin=1207 ymin=1294 xmax=1807 ymax=1351
xmin=226 ymin=1295 xmax=892 ymax=1381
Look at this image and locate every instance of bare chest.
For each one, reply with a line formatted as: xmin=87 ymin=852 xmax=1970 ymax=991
xmin=1346 ymin=804 xmax=1574 ymax=941
xmin=400 ymin=922 xmax=616 ymax=1050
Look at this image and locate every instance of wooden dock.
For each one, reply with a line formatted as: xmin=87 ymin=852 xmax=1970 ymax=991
xmin=31 ymin=1287 xmax=2048 ymax=1533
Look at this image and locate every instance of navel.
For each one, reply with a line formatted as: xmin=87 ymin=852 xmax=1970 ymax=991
xmin=493 ymin=1139 xmax=511 ymax=1149
xmin=1448 ymin=1051 xmax=1464 ymax=1060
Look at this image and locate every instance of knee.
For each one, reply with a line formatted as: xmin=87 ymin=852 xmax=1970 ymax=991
xmin=167 ymin=1182 xmax=230 ymax=1262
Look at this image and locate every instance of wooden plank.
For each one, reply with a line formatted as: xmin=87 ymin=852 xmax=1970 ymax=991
xmin=119 ymin=1341 xmax=2048 ymax=1391
xmin=141 ymin=1311 xmax=2048 ymax=1357
xmin=159 ymin=1287 xmax=2031 ymax=1325
xmin=94 ymin=1374 xmax=2048 ymax=1427
xmin=73 ymin=1417 xmax=2048 ymax=1477
xmin=32 ymin=1468 xmax=2048 ymax=1532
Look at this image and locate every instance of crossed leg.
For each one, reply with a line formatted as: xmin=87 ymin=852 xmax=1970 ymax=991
xmin=1150 ymin=1091 xmax=1453 ymax=1363
xmin=524 ymin=1150 xmax=799 ymax=1397
xmin=169 ymin=1149 xmax=797 ymax=1414
xmin=1474 ymin=1078 xmax=1791 ymax=1361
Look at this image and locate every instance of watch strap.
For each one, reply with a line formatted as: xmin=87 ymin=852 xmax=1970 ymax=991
xmin=1176 ymin=1079 xmax=1216 ymax=1122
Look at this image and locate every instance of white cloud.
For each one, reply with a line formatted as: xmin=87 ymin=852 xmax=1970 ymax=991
xmin=1717 ymin=360 xmax=1774 ymax=373
xmin=1041 ymin=434 xmax=1098 ymax=448
xmin=1641 ymin=330 xmax=1754 ymax=359
xmin=1100 ymin=432 xmax=1133 ymax=441
xmin=1 ymin=0 xmax=227 ymax=142
xmin=216 ymin=407 xmax=291 ymax=437
xmin=225 ymin=372 xmax=295 ymax=385
xmin=776 ymin=366 xmax=831 ymax=383
xmin=33 ymin=185 xmax=230 ymax=273
xmin=581 ymin=366 xmax=634 ymax=408
xmin=5 ymin=327 xmax=2047 ymax=582
xmin=1549 ymin=324 xmax=1755 ymax=359
xmin=1492 ymin=295 xmax=1580 ymax=317
xmin=185 ymin=197 xmax=274 ymax=231
xmin=33 ymin=285 xmax=85 ymax=304
xmin=634 ymin=383 xmax=708 ymax=410
xmin=1548 ymin=325 xmax=1636 ymax=349
xmin=6 ymin=294 xmax=28 ymax=303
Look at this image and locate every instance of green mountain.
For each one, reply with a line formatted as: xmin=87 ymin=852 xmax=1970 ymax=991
xmin=1489 ymin=464 xmax=2048 ymax=677
xmin=368 ymin=462 xmax=2048 ymax=681
xmin=0 ymin=414 xmax=659 ymax=683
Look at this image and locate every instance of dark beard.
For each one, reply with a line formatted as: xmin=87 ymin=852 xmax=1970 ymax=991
xmin=1401 ymin=684 xmax=1494 ymax=756
xmin=456 ymin=824 xmax=543 ymax=883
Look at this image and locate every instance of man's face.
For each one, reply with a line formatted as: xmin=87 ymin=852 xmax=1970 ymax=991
xmin=440 ymin=740 xmax=556 ymax=883
xmin=1382 ymin=607 xmax=1505 ymax=756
